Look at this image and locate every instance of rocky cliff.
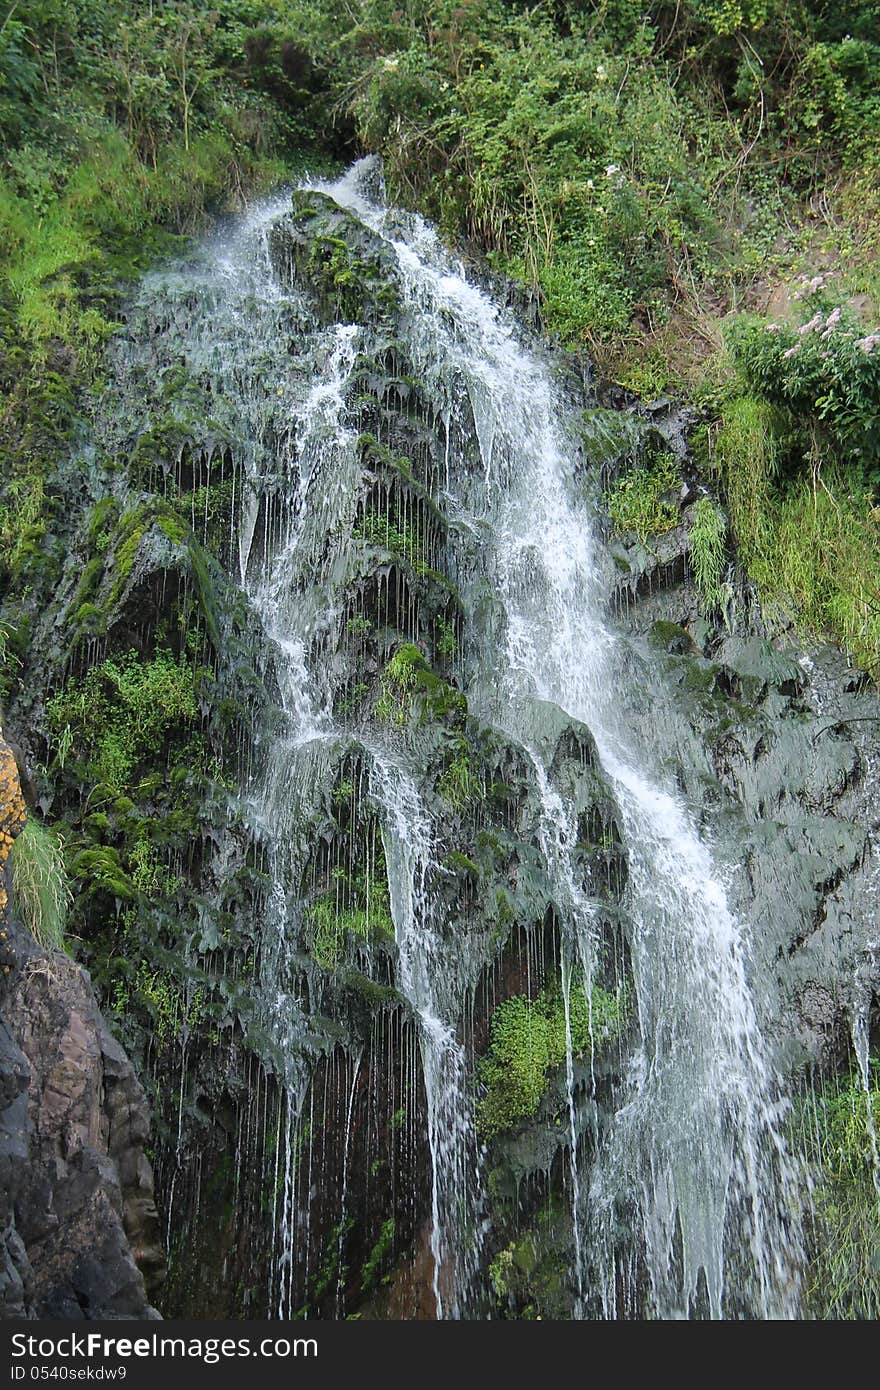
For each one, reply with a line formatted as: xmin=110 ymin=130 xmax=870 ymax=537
xmin=0 ymin=743 xmax=163 ymax=1320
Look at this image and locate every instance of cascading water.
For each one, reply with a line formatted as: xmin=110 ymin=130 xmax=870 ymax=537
xmin=100 ymin=158 xmax=811 ymax=1318
xmin=319 ymin=160 xmax=805 ymax=1318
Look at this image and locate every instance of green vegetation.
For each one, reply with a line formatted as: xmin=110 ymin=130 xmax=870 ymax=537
xmin=794 ymin=1061 xmax=880 ymax=1319
xmin=478 ymin=978 xmax=624 ymax=1136
xmin=47 ymin=649 xmax=198 ymax=794
xmin=689 ymin=497 xmax=728 ymax=613
xmin=10 ymin=816 xmax=72 ymax=952
xmin=271 ymin=1 xmax=880 ymax=373
xmin=360 ymin=1217 xmax=395 ymax=1295
xmin=355 ymin=509 xmax=427 ymax=572
xmin=308 ymin=867 xmax=394 ymax=970
xmin=713 ymin=384 xmax=880 ymax=675
xmin=375 ymin=642 xmax=466 ymax=727
xmin=437 ymin=742 xmax=482 ymax=811
xmin=605 ymin=450 xmax=680 ymax=543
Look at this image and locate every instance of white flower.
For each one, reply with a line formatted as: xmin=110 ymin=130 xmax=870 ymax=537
xmin=596 ymin=64 xmax=607 ymax=82
xmin=605 ymin=164 xmax=620 ymax=177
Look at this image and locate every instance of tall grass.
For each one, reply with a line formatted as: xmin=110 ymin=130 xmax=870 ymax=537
xmin=715 ymin=396 xmax=880 ymax=678
xmin=11 ymin=817 xmax=72 ymax=953
xmin=793 ymin=1064 xmax=880 ymax=1319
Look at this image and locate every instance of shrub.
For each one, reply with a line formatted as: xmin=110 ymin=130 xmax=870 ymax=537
xmin=728 ymin=291 xmax=880 ymax=480
xmin=47 ymin=650 xmax=198 ymax=794
xmin=477 ymin=978 xmax=624 ymax=1137
xmin=308 ymin=867 xmax=394 ymax=970
xmin=605 ymin=450 xmax=680 ymax=543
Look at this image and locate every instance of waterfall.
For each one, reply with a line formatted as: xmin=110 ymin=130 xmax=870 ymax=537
xmin=102 ymin=159 xmax=806 ymax=1318
xmin=319 ymin=159 xmax=804 ymax=1318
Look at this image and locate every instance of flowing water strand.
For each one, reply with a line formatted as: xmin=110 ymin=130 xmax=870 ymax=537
xmin=319 ymin=159 xmax=804 ymax=1318
xmin=369 ymin=752 xmax=488 ymax=1319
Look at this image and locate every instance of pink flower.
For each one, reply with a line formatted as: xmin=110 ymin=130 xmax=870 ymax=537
xmin=782 ymin=345 xmax=800 ymax=359
xmin=766 ymin=322 xmax=781 ymax=332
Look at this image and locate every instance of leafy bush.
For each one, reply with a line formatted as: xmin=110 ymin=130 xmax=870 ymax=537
xmin=308 ymin=868 xmax=394 ymax=970
xmin=605 ymin=450 xmax=680 ymax=543
xmin=47 ymin=650 xmax=198 ymax=794
xmin=728 ymin=287 xmax=880 ymax=480
xmin=11 ymin=817 xmax=72 ymax=953
xmin=478 ymin=978 xmax=623 ymax=1137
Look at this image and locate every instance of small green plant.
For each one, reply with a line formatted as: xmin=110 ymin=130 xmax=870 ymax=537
xmin=689 ymin=497 xmax=728 ymax=613
xmin=375 ymin=643 xmax=427 ymax=725
xmin=436 ymin=617 xmax=456 ymax=659
xmin=10 ymin=816 xmax=72 ymax=953
xmin=129 ymin=836 xmax=181 ymax=898
xmin=360 ymin=1217 xmax=395 ymax=1294
xmin=354 ymin=510 xmax=426 ymax=572
xmin=605 ymin=451 xmax=680 ymax=543
xmin=489 ymin=1245 xmax=515 ymax=1301
xmin=47 ymin=649 xmax=197 ymax=794
xmin=437 ymin=743 xmax=482 ymax=811
xmin=135 ymin=961 xmax=202 ymax=1046
xmin=308 ymin=869 xmax=394 ymax=970
xmin=478 ymin=978 xmax=624 ymax=1137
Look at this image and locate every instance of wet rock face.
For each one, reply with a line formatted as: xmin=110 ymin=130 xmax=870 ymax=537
xmin=609 ymin=504 xmax=880 ymax=1071
xmin=1 ymin=925 xmax=165 ymax=1318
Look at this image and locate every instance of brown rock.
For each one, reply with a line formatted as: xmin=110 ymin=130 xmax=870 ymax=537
xmin=3 ymin=952 xmax=166 ymax=1318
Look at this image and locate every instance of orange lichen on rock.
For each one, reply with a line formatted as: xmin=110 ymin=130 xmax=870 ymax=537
xmin=0 ymin=740 xmax=27 ymax=923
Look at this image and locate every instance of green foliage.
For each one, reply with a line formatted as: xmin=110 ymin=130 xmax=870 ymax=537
xmin=47 ymin=649 xmax=198 ymax=794
xmin=435 ymin=617 xmax=456 ymax=659
xmin=443 ymin=850 xmax=478 ymax=875
xmin=478 ymin=978 xmax=624 ymax=1137
xmin=605 ymin=450 xmax=680 ymax=543
xmin=10 ymin=817 xmax=72 ymax=953
xmin=360 ymin=1217 xmax=395 ymax=1295
xmin=308 ymin=867 xmax=394 ymax=971
xmin=689 ymin=497 xmax=728 ymax=613
xmin=259 ymin=0 xmax=880 ymax=366
xmin=375 ymin=642 xmax=426 ymax=725
xmin=728 ymin=289 xmax=880 ymax=478
xmin=355 ymin=509 xmax=426 ymax=572
xmin=715 ymin=390 xmax=880 ymax=676
xmin=437 ymin=742 xmax=482 ymax=811
xmin=374 ymin=641 xmax=466 ymax=727
xmin=794 ymin=1062 xmax=880 ymax=1319
xmin=135 ymin=960 xmax=202 ymax=1047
